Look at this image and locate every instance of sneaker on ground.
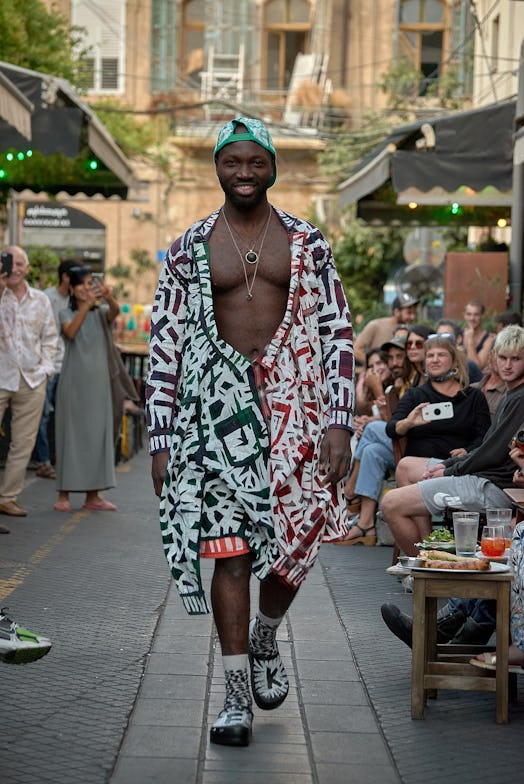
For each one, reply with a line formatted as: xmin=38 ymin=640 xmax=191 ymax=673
xmin=0 ymin=608 xmax=52 ymax=664
xmin=210 ymin=704 xmax=253 ymax=746
xmin=248 ymin=618 xmax=289 ymax=710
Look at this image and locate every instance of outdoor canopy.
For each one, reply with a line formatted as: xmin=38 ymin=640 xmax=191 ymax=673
xmin=0 ymin=61 xmax=138 ymax=198
xmin=338 ymin=100 xmax=516 ymax=223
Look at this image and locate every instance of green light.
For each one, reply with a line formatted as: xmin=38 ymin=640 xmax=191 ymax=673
xmin=26 ymin=149 xmax=32 ymax=157
xmin=0 ymin=168 xmax=6 ymax=178
xmin=88 ymin=158 xmax=98 ymax=171
xmin=6 ymin=152 xmax=14 ymax=161
xmin=450 ymin=202 xmax=461 ymax=215
xmin=17 ymin=152 xmax=24 ymax=160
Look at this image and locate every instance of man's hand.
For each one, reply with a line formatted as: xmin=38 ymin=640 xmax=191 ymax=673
xmin=151 ymin=452 xmax=169 ymax=497
xmin=319 ymin=428 xmax=352 ymax=486
xmin=421 ymin=462 xmax=446 ymax=480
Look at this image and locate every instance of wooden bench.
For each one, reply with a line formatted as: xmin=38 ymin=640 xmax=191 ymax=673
xmin=411 ymin=568 xmax=513 ymax=724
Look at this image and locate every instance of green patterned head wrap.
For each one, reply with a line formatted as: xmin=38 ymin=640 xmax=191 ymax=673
xmin=214 ymin=117 xmax=277 ymax=187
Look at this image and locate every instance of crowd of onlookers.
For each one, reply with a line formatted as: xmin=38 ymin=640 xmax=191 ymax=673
xmin=344 ymin=293 xmax=524 ymax=671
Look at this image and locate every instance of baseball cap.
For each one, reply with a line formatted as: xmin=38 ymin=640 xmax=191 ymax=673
xmin=381 ymin=336 xmax=407 ymax=352
xmin=213 ymin=117 xmax=277 ymax=187
xmin=394 ymin=292 xmax=420 ymax=308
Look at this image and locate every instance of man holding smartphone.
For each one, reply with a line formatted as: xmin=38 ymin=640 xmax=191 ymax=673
xmin=0 ymin=245 xmax=57 ymax=524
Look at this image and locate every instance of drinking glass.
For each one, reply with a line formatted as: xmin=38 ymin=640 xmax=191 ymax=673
xmin=486 ymin=508 xmax=513 ymax=548
xmin=452 ymin=511 xmax=480 ymax=557
xmin=480 ymin=525 xmax=506 ymax=557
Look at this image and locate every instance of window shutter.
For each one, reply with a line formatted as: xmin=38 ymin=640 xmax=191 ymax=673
xmin=72 ymin=0 xmax=125 ymax=93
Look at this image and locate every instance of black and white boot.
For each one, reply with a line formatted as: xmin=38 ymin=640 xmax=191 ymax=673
xmin=210 ymin=668 xmax=253 ymax=747
xmin=248 ymin=617 xmax=289 ymax=710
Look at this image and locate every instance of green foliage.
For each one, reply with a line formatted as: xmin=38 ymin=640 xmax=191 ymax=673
xmin=333 ymin=217 xmax=408 ymax=322
xmin=0 ymin=149 xmax=126 ymax=195
xmin=93 ymin=100 xmax=170 ymax=160
xmin=379 ymin=57 xmax=422 ymax=112
xmin=0 ymin=0 xmax=85 ymax=84
xmin=26 ymin=246 xmax=60 ymax=290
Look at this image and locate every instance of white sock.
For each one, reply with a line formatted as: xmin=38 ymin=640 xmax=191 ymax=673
xmin=222 ymin=654 xmax=248 ymax=672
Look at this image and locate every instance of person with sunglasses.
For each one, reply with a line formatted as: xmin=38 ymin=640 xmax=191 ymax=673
xmin=405 ymin=325 xmax=432 ymax=386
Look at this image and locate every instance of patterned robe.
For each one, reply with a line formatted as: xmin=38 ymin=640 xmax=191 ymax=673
xmin=146 ymin=208 xmax=354 ymax=614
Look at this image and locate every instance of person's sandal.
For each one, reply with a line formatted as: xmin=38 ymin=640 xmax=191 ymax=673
xmin=336 ymin=522 xmax=376 ymax=547
xmin=36 ymin=463 xmax=57 ymax=479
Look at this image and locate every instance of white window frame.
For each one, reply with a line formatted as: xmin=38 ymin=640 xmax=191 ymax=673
xmin=72 ymin=0 xmax=125 ymax=95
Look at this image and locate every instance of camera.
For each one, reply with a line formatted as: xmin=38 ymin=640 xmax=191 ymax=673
xmin=421 ymin=401 xmax=454 ymax=422
xmin=0 ymin=250 xmax=13 ymax=277
xmin=513 ymin=431 xmax=524 ymax=454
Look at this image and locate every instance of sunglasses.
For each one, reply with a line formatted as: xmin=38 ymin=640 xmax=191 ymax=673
xmin=428 ymin=332 xmax=456 ymax=343
xmin=406 ymin=339 xmax=424 ymax=349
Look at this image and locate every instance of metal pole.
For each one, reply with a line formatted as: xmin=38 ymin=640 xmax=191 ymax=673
xmin=509 ymin=38 xmax=524 ymax=314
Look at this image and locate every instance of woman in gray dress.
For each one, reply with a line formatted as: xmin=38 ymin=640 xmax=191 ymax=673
xmin=54 ymin=265 xmax=120 ymax=512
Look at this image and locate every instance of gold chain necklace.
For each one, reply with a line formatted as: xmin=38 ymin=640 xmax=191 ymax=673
xmin=221 ymin=206 xmax=272 ymax=301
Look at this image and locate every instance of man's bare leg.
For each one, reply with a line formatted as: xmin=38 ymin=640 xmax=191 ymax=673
xmin=211 ymin=554 xmax=251 ymax=654
xmin=381 ymin=484 xmax=432 ymax=556
xmin=210 ymin=554 xmax=253 ymax=746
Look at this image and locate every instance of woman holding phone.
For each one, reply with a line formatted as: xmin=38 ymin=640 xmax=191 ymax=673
xmin=54 ymin=266 xmax=120 ymax=512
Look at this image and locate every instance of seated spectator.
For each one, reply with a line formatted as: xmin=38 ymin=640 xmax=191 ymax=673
xmin=354 ymin=347 xmax=392 ymax=423
xmin=432 ymin=318 xmax=483 ymax=383
xmin=381 ymin=325 xmax=524 ymax=557
xmin=471 ymin=348 xmax=506 ymax=418
xmin=405 ymin=325 xmax=432 ymax=387
xmin=387 ymin=336 xmax=491 ymax=489
xmin=463 ymin=299 xmax=495 ymax=370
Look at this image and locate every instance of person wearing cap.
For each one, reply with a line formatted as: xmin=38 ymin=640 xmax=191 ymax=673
xmin=340 ymin=335 xmax=412 ymax=544
xmin=353 ymin=293 xmax=419 ymax=366
xmin=0 ymin=245 xmax=58 ymax=524
xmin=146 ymin=117 xmax=355 ymax=746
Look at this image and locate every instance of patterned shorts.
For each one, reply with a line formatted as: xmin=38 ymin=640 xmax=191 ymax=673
xmin=199 ymin=472 xmax=253 ymax=559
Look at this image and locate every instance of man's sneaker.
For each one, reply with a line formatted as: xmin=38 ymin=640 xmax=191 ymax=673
xmin=0 ymin=609 xmax=52 ymax=664
xmin=210 ymin=704 xmax=253 ymax=747
xmin=248 ymin=618 xmax=289 ymax=710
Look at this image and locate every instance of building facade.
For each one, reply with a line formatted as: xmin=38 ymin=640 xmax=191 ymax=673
xmin=32 ymin=0 xmax=478 ymax=304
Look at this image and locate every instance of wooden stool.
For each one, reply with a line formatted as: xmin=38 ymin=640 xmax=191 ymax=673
xmin=411 ymin=569 xmax=513 ymax=724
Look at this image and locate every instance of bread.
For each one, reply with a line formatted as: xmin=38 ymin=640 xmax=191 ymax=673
xmin=418 ymin=550 xmax=490 ymax=571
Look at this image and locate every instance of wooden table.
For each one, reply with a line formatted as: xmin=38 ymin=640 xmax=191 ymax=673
xmin=411 ymin=568 xmax=513 ymax=724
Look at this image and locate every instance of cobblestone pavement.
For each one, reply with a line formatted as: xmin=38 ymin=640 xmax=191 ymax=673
xmin=1 ymin=449 xmax=523 ymax=783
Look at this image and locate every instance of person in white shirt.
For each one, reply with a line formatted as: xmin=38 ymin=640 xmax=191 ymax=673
xmin=0 ymin=245 xmax=57 ymax=522
xmin=33 ymin=259 xmax=78 ymax=480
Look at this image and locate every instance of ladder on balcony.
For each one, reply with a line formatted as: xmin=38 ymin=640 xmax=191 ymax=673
xmin=200 ymin=44 xmax=245 ymax=118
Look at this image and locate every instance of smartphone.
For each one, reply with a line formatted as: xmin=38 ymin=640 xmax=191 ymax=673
xmin=0 ymin=250 xmax=13 ymax=277
xmin=92 ymin=273 xmax=104 ymax=289
xmin=422 ymin=401 xmax=454 ymax=422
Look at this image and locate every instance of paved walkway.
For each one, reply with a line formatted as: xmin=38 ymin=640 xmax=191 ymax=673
xmin=1 ymin=448 xmax=524 ymax=783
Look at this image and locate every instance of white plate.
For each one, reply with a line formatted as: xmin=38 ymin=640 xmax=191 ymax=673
xmin=411 ymin=561 xmax=509 ymax=575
